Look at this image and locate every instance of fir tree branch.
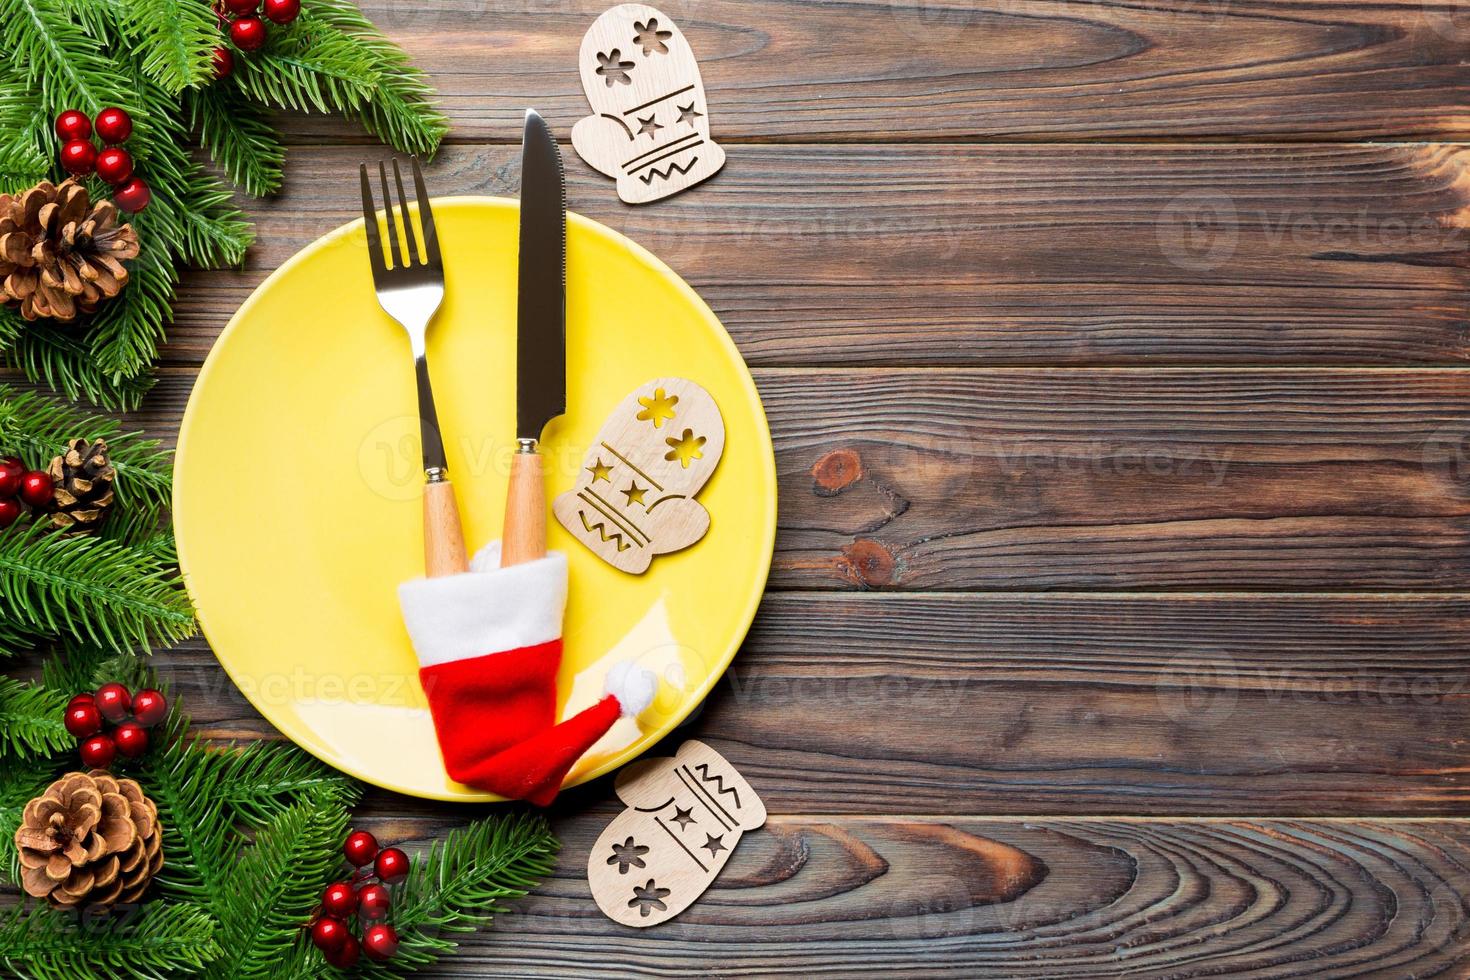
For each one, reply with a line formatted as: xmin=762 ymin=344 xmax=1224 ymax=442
xmin=0 ymin=0 xmax=142 ymax=118
xmin=1 ymin=317 xmax=157 ymax=412
xmin=209 ymin=740 xmax=360 ymax=828
xmin=0 ymin=901 xmax=222 ymax=980
xmin=0 ymin=674 xmax=71 ymax=760
xmin=189 ymin=85 xmax=287 ymax=198
xmin=121 ymin=0 xmax=219 ymax=93
xmin=303 ymin=0 xmax=449 ymax=156
xmin=144 ymin=736 xmax=250 ymax=901
xmin=355 ymin=813 xmax=560 ymax=975
xmin=0 ymin=521 xmax=195 ymax=654
xmin=204 ymin=791 xmax=349 ymax=980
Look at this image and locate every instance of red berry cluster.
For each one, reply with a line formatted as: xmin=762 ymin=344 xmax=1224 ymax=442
xmin=309 ymin=831 xmax=408 ymax=967
xmin=64 ymin=683 xmax=168 ymax=769
xmin=215 ymin=0 xmax=301 ymax=67
xmin=0 ymin=455 xmax=52 ymax=529
xmin=54 ymin=108 xmax=150 ymax=213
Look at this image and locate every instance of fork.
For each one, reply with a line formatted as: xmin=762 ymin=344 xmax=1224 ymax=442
xmin=359 ymin=158 xmax=468 ymax=577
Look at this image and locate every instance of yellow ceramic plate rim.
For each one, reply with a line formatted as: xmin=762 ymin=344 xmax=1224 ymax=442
xmin=174 ymin=197 xmax=777 ymax=801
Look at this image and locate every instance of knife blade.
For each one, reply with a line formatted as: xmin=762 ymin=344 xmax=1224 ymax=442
xmin=515 ymin=107 xmax=566 ymax=445
xmin=502 ymin=108 xmax=567 ymax=567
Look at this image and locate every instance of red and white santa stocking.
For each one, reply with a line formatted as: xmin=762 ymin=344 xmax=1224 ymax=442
xmin=398 ymin=541 xmax=656 ymax=806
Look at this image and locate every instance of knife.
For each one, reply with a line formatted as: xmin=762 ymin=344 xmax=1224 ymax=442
xmin=502 ymin=108 xmax=567 ymax=567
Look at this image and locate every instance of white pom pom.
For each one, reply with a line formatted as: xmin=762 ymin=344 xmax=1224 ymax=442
xmin=606 ymin=661 xmax=657 ymax=717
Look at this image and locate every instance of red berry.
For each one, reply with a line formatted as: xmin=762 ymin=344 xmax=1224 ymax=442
xmin=374 ymin=847 xmax=409 ymax=884
xmin=54 ymin=110 xmax=91 ymax=143
xmin=59 ymin=139 xmax=96 ymax=176
xmin=95 ymin=683 xmax=131 ymax=723
xmin=310 ymin=915 xmax=348 ymax=952
xmin=343 ymin=830 xmax=378 ymax=866
xmin=230 ymin=16 xmax=268 ymax=50
xmin=0 ymin=457 xmax=22 ymax=498
xmin=222 ymin=0 xmax=258 ymax=13
xmin=362 ymin=923 xmax=399 ymax=961
xmin=356 ymin=882 xmax=391 ymax=920
xmin=262 ymin=0 xmax=299 ymax=24
xmin=67 ymin=693 xmax=95 ymax=710
xmin=212 ymin=46 xmax=235 ymax=79
xmin=94 ymin=107 xmax=132 ymax=145
xmin=79 ymin=734 xmax=116 ymax=768
xmin=324 ymin=933 xmax=360 ymax=968
xmin=64 ymin=702 xmax=103 ymax=738
xmin=95 ymin=146 xmax=134 ymax=186
xmin=321 ymin=881 xmax=357 ymax=917
xmin=113 ymin=721 xmax=149 ymax=758
xmin=0 ymin=499 xmax=20 ymax=529
xmin=17 ymin=471 xmax=51 ymax=508
xmin=131 ymin=688 xmax=168 ymax=726
xmin=112 ymin=177 xmax=151 ymax=213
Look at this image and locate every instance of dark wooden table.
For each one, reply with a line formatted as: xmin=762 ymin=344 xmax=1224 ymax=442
xmin=142 ymin=1 xmax=1470 ymax=974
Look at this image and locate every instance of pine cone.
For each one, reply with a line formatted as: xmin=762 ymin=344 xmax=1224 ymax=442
xmin=48 ymin=438 xmax=115 ymax=534
xmin=14 ymin=770 xmax=163 ymax=909
xmin=0 ymin=179 xmax=140 ymax=322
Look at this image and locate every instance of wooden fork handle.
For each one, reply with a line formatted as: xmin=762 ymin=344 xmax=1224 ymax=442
xmin=423 ymin=475 xmax=469 ymax=577
xmin=501 ymin=445 xmax=546 ymax=567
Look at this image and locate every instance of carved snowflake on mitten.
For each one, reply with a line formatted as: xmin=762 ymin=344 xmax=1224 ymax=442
xmin=595 ymin=49 xmax=635 ymax=86
xmin=633 ymin=18 xmax=672 ymax=55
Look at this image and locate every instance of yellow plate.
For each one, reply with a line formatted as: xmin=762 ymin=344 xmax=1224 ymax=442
xmin=174 ymin=198 xmax=776 ymax=801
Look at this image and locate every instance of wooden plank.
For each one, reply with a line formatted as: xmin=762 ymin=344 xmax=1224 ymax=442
xmin=147 ymin=594 xmax=1470 ymax=815
xmin=271 ymin=0 xmax=1470 ymax=142
xmin=137 ymin=366 xmax=1470 ymax=592
xmin=165 ymin=142 xmax=1470 ymax=368
xmin=224 ymin=809 xmax=1470 ymax=976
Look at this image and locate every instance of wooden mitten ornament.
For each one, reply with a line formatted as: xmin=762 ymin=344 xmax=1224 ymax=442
xmin=571 ymin=4 xmax=725 ymax=203
xmin=589 ymin=740 xmax=765 ymax=927
xmin=554 ymin=377 xmax=724 ymax=573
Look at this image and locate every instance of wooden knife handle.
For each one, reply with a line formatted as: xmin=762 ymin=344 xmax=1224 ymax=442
xmin=501 ymin=449 xmax=546 ymax=566
xmin=423 ymin=478 xmax=469 ymax=577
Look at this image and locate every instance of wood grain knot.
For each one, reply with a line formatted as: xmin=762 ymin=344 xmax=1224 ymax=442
xmin=838 ymin=538 xmax=895 ymax=588
xmin=812 ymin=449 xmax=864 ymax=496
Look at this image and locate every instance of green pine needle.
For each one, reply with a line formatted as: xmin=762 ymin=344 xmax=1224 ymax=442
xmin=0 ymin=901 xmax=222 ymax=980
xmin=0 ymin=675 xmax=70 ymax=760
xmin=0 ymin=619 xmax=46 ymax=658
xmin=0 ymin=520 xmax=195 ymax=654
xmin=121 ymin=0 xmax=219 ymax=93
xmin=189 ymin=85 xmax=287 ymax=198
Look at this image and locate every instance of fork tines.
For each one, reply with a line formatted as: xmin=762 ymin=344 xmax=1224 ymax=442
xmin=357 ymin=157 xmax=441 ymax=280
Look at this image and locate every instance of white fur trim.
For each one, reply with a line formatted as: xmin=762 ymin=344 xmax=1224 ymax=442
xmin=398 ymin=542 xmax=567 ymax=669
xmin=606 ymin=661 xmax=657 ymax=717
